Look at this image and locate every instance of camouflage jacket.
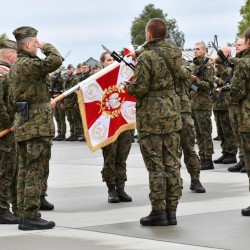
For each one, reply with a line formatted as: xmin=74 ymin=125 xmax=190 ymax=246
xmin=0 ymin=61 xmax=15 ymax=151
xmin=190 ymin=56 xmax=214 ymax=110
xmin=9 ymin=43 xmax=62 ymax=141
xmin=126 ymin=39 xmax=182 ymax=135
xmin=212 ymin=63 xmax=230 ymax=110
xmin=63 ymin=73 xmax=78 ymax=107
xmin=226 ymin=47 xmax=250 ymax=132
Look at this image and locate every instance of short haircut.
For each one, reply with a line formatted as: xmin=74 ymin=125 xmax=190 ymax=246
xmin=146 ymin=18 xmax=167 ymax=39
xmin=100 ymin=52 xmax=110 ymax=63
xmin=195 ymin=42 xmax=207 ymax=50
xmin=16 ymin=37 xmax=33 ymax=50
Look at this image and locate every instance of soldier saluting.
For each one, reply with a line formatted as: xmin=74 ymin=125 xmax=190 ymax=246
xmin=9 ymin=26 xmax=62 ymax=230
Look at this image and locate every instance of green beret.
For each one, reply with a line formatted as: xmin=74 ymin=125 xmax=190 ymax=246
xmin=77 ymin=63 xmax=82 ymax=69
xmin=67 ymin=64 xmax=74 ymax=69
xmin=13 ymin=26 xmax=38 ymax=41
xmin=0 ymin=39 xmax=17 ymax=50
xmin=82 ymin=62 xmax=89 ymax=67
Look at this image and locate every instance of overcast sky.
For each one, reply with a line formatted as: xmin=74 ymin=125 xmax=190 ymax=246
xmin=2 ymin=0 xmax=246 ymax=66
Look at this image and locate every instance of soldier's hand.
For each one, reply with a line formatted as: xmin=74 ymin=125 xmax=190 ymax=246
xmin=190 ymin=75 xmax=197 ymax=82
xmin=50 ymin=98 xmax=56 ymax=109
xmin=9 ymin=126 xmax=15 ymax=132
xmin=36 ymin=39 xmax=47 ymax=50
xmin=125 ymin=51 xmax=137 ymax=60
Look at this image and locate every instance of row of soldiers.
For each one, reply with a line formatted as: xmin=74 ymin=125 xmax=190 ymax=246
xmin=48 ymin=63 xmax=102 ymax=142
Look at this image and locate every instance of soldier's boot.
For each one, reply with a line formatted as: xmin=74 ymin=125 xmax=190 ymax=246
xmin=240 ymin=166 xmax=247 ymax=173
xmin=107 ymin=184 xmax=120 ymax=203
xmin=65 ymin=134 xmax=73 ymax=141
xmin=201 ymin=159 xmax=214 ymax=170
xmin=0 ymin=211 xmax=19 ymax=224
xmin=213 ymin=154 xmax=226 ymax=164
xmin=52 ymin=135 xmax=61 ymax=141
xmin=213 ymin=135 xmax=221 ymax=141
xmin=222 ymin=153 xmax=237 ymax=164
xmin=190 ymin=180 xmax=206 ymax=193
xmin=68 ymin=134 xmax=78 ymax=141
xmin=117 ymin=188 xmax=132 ymax=202
xmin=228 ymin=161 xmax=245 ymax=172
xmin=18 ymin=217 xmax=55 ymax=230
xmin=140 ymin=210 xmax=168 ymax=226
xmin=166 ymin=209 xmax=177 ymax=225
xmin=56 ymin=135 xmax=65 ymax=141
xmin=40 ymin=196 xmax=54 ymax=211
xmin=241 ymin=206 xmax=250 ymax=216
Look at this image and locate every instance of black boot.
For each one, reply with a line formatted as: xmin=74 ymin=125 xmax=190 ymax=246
xmin=223 ymin=153 xmax=237 ymax=164
xmin=117 ymin=189 xmax=132 ymax=202
xmin=241 ymin=206 xmax=250 ymax=216
xmin=190 ymin=180 xmax=206 ymax=193
xmin=201 ymin=159 xmax=214 ymax=170
xmin=18 ymin=217 xmax=55 ymax=230
xmin=65 ymin=135 xmax=73 ymax=141
xmin=166 ymin=209 xmax=177 ymax=225
xmin=140 ymin=210 xmax=168 ymax=226
xmin=213 ymin=135 xmax=221 ymax=141
xmin=52 ymin=135 xmax=61 ymax=141
xmin=107 ymin=184 xmax=119 ymax=203
xmin=213 ymin=154 xmax=226 ymax=164
xmin=240 ymin=166 xmax=247 ymax=173
xmin=0 ymin=211 xmax=19 ymax=224
xmin=68 ymin=135 xmax=78 ymax=141
xmin=40 ymin=196 xmax=54 ymax=211
xmin=56 ymin=135 xmax=65 ymax=141
xmin=228 ymin=161 xmax=244 ymax=172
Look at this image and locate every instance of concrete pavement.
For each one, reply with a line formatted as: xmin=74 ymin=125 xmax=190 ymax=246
xmin=0 ymin=128 xmax=250 ymax=250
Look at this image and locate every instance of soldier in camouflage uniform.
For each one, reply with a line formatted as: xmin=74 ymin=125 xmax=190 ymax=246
xmin=177 ymin=61 xmax=206 ymax=193
xmin=63 ymin=64 xmax=79 ymax=141
xmin=100 ymin=52 xmax=133 ymax=204
xmin=0 ymin=40 xmax=19 ymax=224
xmin=51 ymin=68 xmax=67 ymax=141
xmin=126 ymin=18 xmax=183 ymax=226
xmin=10 ymin=26 xmax=62 ymax=230
xmin=190 ymin=42 xmax=215 ymax=170
xmin=226 ymin=27 xmax=250 ymax=216
xmin=212 ymin=47 xmax=237 ymax=165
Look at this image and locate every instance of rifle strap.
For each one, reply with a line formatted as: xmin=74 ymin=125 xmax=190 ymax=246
xmin=152 ymin=47 xmax=177 ymax=93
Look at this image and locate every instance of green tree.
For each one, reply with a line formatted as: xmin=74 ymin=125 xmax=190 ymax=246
xmin=130 ymin=4 xmax=185 ymax=48
xmin=237 ymin=0 xmax=250 ymax=37
xmin=0 ymin=33 xmax=8 ymax=41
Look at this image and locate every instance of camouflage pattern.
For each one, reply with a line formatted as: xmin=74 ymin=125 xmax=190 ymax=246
xmin=226 ymin=47 xmax=250 ymax=178
xmin=228 ymin=105 xmax=244 ymax=161
xmin=126 ymin=39 xmax=182 ymax=211
xmin=0 ymin=61 xmax=17 ymax=214
xmin=50 ymin=72 xmax=66 ymax=136
xmin=213 ymin=63 xmax=237 ymax=155
xmin=63 ymin=72 xmax=79 ymax=137
xmin=17 ymin=138 xmax=51 ymax=218
xmin=190 ymin=56 xmax=214 ymax=160
xmin=0 ymin=40 xmax=16 ymax=50
xmin=13 ymin=26 xmax=38 ymax=41
xmin=177 ymin=65 xmax=201 ymax=181
xmin=101 ymin=130 xmax=133 ymax=187
xmin=9 ymin=39 xmax=62 ymax=218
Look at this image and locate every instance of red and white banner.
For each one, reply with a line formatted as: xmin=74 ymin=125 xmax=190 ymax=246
xmin=77 ymin=59 xmax=136 ymax=152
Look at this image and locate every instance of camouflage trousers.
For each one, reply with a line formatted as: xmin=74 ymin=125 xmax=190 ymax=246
xmin=180 ymin=113 xmax=200 ymax=181
xmin=240 ymin=133 xmax=250 ymax=191
xmin=229 ymin=105 xmax=244 ymax=161
xmin=53 ymin=102 xmax=66 ymax=136
xmin=17 ymin=137 xmax=52 ymax=218
xmin=65 ymin=106 xmax=79 ymax=136
xmin=192 ymin=110 xmax=214 ymax=160
xmin=101 ymin=130 xmax=133 ymax=187
xmin=139 ymin=132 xmax=182 ymax=211
xmin=214 ymin=110 xmax=237 ymax=155
xmin=0 ymin=143 xmax=17 ymax=213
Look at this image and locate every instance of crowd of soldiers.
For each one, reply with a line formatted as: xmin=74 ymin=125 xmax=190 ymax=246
xmin=0 ymin=19 xmax=250 ymax=230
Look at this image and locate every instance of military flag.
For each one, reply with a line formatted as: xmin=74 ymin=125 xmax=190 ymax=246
xmin=77 ymin=59 xmax=136 ymax=152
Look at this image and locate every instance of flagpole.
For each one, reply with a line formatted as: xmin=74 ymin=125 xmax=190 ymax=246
xmin=0 ymin=62 xmax=120 ymax=138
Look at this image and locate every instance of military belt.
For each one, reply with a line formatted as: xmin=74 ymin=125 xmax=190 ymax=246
xmin=145 ymin=89 xmax=175 ymax=97
xmin=29 ymin=103 xmax=51 ymax=110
